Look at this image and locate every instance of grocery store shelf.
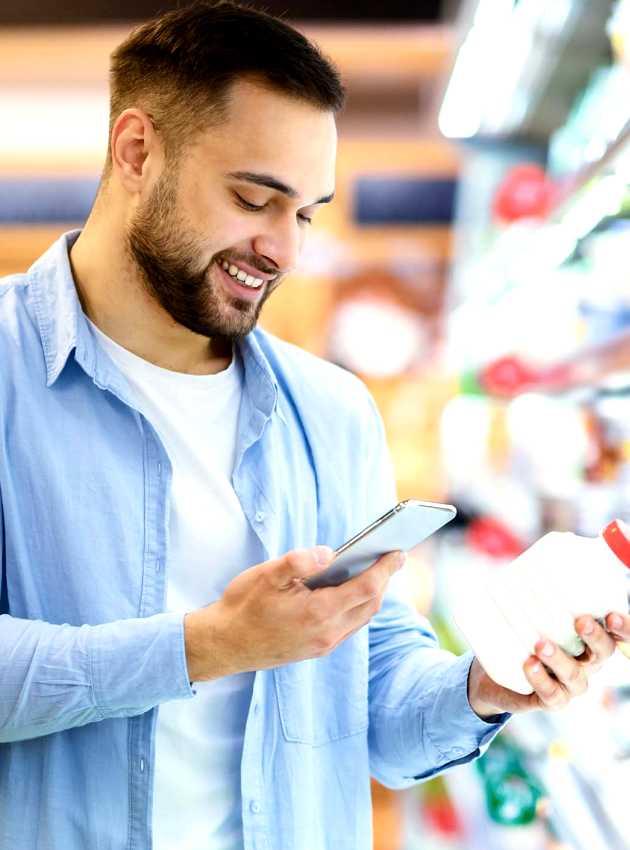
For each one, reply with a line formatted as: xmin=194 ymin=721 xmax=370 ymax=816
xmin=445 ymin=115 xmax=630 ymax=380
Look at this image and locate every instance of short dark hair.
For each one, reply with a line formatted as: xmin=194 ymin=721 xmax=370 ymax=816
xmin=104 ymin=0 xmax=345 ymax=174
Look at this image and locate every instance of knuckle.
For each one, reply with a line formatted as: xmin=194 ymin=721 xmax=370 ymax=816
xmin=369 ymin=597 xmax=383 ymax=617
xmin=546 ymin=689 xmax=568 ymax=711
xmin=361 ymin=577 xmax=381 ymax=598
xmin=566 ymin=664 xmax=583 ymax=686
xmin=260 ymin=569 xmax=277 ymax=591
xmin=309 ymin=595 xmax=336 ymax=623
xmin=312 ymin=639 xmax=327 ymax=657
xmin=312 ymin=631 xmax=336 ymax=657
xmin=306 ymin=602 xmax=328 ymax=628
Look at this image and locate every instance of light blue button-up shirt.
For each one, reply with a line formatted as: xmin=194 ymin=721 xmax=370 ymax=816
xmin=0 ymin=231 xmax=507 ymax=850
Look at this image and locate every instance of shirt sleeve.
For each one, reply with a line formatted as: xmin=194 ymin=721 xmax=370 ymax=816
xmin=362 ymin=391 xmax=509 ymax=789
xmin=0 ymin=488 xmax=194 ymax=745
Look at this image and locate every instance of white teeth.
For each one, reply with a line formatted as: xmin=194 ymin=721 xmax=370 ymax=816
xmin=240 ymin=275 xmax=263 ymax=288
xmin=219 ymin=260 xmax=264 ymax=288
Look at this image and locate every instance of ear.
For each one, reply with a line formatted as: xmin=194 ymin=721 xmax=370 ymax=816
xmin=110 ymin=108 xmax=162 ymax=194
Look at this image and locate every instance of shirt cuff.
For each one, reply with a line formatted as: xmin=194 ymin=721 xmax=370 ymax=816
xmin=90 ymin=611 xmax=195 ymax=717
xmin=425 ymin=651 xmax=510 ymax=760
xmin=461 ymin=651 xmax=511 ymax=740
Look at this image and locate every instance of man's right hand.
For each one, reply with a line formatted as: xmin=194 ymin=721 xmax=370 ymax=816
xmin=184 ymin=546 xmax=405 ymax=682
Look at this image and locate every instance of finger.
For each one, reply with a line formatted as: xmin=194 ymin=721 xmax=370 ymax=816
xmin=534 ymin=639 xmax=588 ymax=698
xmin=524 ymin=653 xmax=571 ymax=709
xmin=330 ymin=590 xmax=389 ymax=647
xmin=606 ymin=612 xmax=630 ymax=641
xmin=267 ymin=546 xmax=334 ymax=588
xmin=315 ymin=550 xmax=406 ymax=613
xmin=333 ymin=604 xmax=380 ymax=647
xmin=575 ymin=616 xmax=616 ymax=668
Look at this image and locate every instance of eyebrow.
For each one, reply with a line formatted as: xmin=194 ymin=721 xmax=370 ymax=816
xmin=226 ymin=170 xmax=335 ymax=205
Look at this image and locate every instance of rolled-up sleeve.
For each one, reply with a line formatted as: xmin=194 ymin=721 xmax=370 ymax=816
xmin=0 ymin=610 xmax=194 ymax=744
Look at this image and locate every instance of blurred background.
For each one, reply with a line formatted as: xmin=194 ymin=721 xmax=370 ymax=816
xmin=4 ymin=0 xmax=630 ymax=847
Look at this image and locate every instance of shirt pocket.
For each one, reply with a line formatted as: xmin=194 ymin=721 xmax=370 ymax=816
xmin=273 ymin=631 xmax=368 ymax=746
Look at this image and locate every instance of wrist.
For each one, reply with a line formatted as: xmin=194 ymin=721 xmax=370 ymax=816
xmin=467 ymin=657 xmax=502 ymax=720
xmin=184 ymin=609 xmax=207 ymax=683
xmin=184 ymin=604 xmax=235 ymax=683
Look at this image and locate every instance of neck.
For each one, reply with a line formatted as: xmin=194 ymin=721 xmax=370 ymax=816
xmin=69 ymin=216 xmax=232 ymax=376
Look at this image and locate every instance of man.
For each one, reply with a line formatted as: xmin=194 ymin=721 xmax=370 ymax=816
xmin=0 ymin=3 xmax=617 ymax=849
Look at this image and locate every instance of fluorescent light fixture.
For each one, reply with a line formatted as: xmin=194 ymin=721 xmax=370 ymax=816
xmin=439 ymin=0 xmax=523 ymax=138
xmin=440 ymin=0 xmax=577 ymax=139
xmin=438 ymin=35 xmax=484 ymax=138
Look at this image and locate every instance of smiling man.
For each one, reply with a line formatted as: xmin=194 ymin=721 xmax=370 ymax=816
xmin=0 ymin=3 xmax=617 ymax=850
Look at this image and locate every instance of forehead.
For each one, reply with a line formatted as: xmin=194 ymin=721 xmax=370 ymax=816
xmin=191 ymin=79 xmax=337 ymax=201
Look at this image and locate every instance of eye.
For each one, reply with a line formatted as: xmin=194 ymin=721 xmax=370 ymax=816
xmin=234 ymin=192 xmax=266 ymax=212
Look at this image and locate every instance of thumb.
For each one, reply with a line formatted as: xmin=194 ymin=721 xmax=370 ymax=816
xmin=311 ymin=545 xmax=335 ymax=567
xmin=269 ymin=545 xmax=335 ymax=587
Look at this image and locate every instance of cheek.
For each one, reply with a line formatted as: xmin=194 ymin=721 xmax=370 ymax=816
xmin=181 ymin=186 xmax=234 ymax=236
xmin=193 ymin=196 xmax=257 ymax=246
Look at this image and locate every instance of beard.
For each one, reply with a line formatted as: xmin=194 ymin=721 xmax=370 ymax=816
xmin=126 ymin=172 xmax=275 ymax=341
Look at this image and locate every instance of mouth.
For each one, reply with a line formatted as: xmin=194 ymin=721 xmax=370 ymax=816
xmin=214 ymin=259 xmax=269 ymax=303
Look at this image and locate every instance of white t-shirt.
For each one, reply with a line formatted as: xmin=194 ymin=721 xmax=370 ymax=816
xmin=87 ymin=317 xmax=261 ymax=850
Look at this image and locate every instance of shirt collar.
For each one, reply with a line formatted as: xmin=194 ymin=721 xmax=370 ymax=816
xmin=27 ymin=228 xmax=285 ymax=423
xmin=28 ymin=228 xmax=84 ymax=388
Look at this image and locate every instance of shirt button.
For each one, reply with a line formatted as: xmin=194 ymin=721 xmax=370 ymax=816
xmin=255 ymin=511 xmax=265 ymax=523
xmin=250 ymin=801 xmax=262 ymax=814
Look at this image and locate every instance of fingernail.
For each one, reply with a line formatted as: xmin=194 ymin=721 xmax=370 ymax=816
xmin=530 ymin=662 xmax=541 ymax=673
xmin=610 ymin=614 xmax=623 ymax=630
xmin=538 ymin=641 xmax=554 ymax=658
xmin=580 ymin=619 xmax=594 ymax=636
xmin=313 ymin=546 xmax=333 ymax=566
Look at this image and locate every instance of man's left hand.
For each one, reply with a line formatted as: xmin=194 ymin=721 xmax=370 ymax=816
xmin=468 ymin=615 xmax=617 ymax=718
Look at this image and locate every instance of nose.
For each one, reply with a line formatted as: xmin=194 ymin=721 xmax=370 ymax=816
xmin=252 ymin=214 xmax=304 ymax=275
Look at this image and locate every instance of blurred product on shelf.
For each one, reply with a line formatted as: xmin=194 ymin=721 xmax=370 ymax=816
xmin=475 ymin=735 xmax=544 ymax=826
xmin=420 ymin=776 xmax=464 ymax=840
xmin=416 ymin=2 xmax=630 ymax=848
xmin=492 ymin=164 xmax=559 ymax=224
xmin=459 ymin=355 xmax=573 ymax=399
xmin=465 ymin=516 xmax=527 ymax=560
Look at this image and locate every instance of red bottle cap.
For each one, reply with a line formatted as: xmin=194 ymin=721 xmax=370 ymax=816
xmin=602 ymin=520 xmax=630 ymax=568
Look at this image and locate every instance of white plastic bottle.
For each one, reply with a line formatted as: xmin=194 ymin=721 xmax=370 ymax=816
xmin=453 ymin=520 xmax=630 ymax=695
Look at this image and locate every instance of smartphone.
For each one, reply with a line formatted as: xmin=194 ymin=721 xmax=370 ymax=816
xmin=304 ymin=499 xmax=457 ymax=590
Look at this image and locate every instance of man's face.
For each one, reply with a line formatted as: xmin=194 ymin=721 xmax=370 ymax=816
xmin=126 ymin=78 xmax=337 ymax=341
